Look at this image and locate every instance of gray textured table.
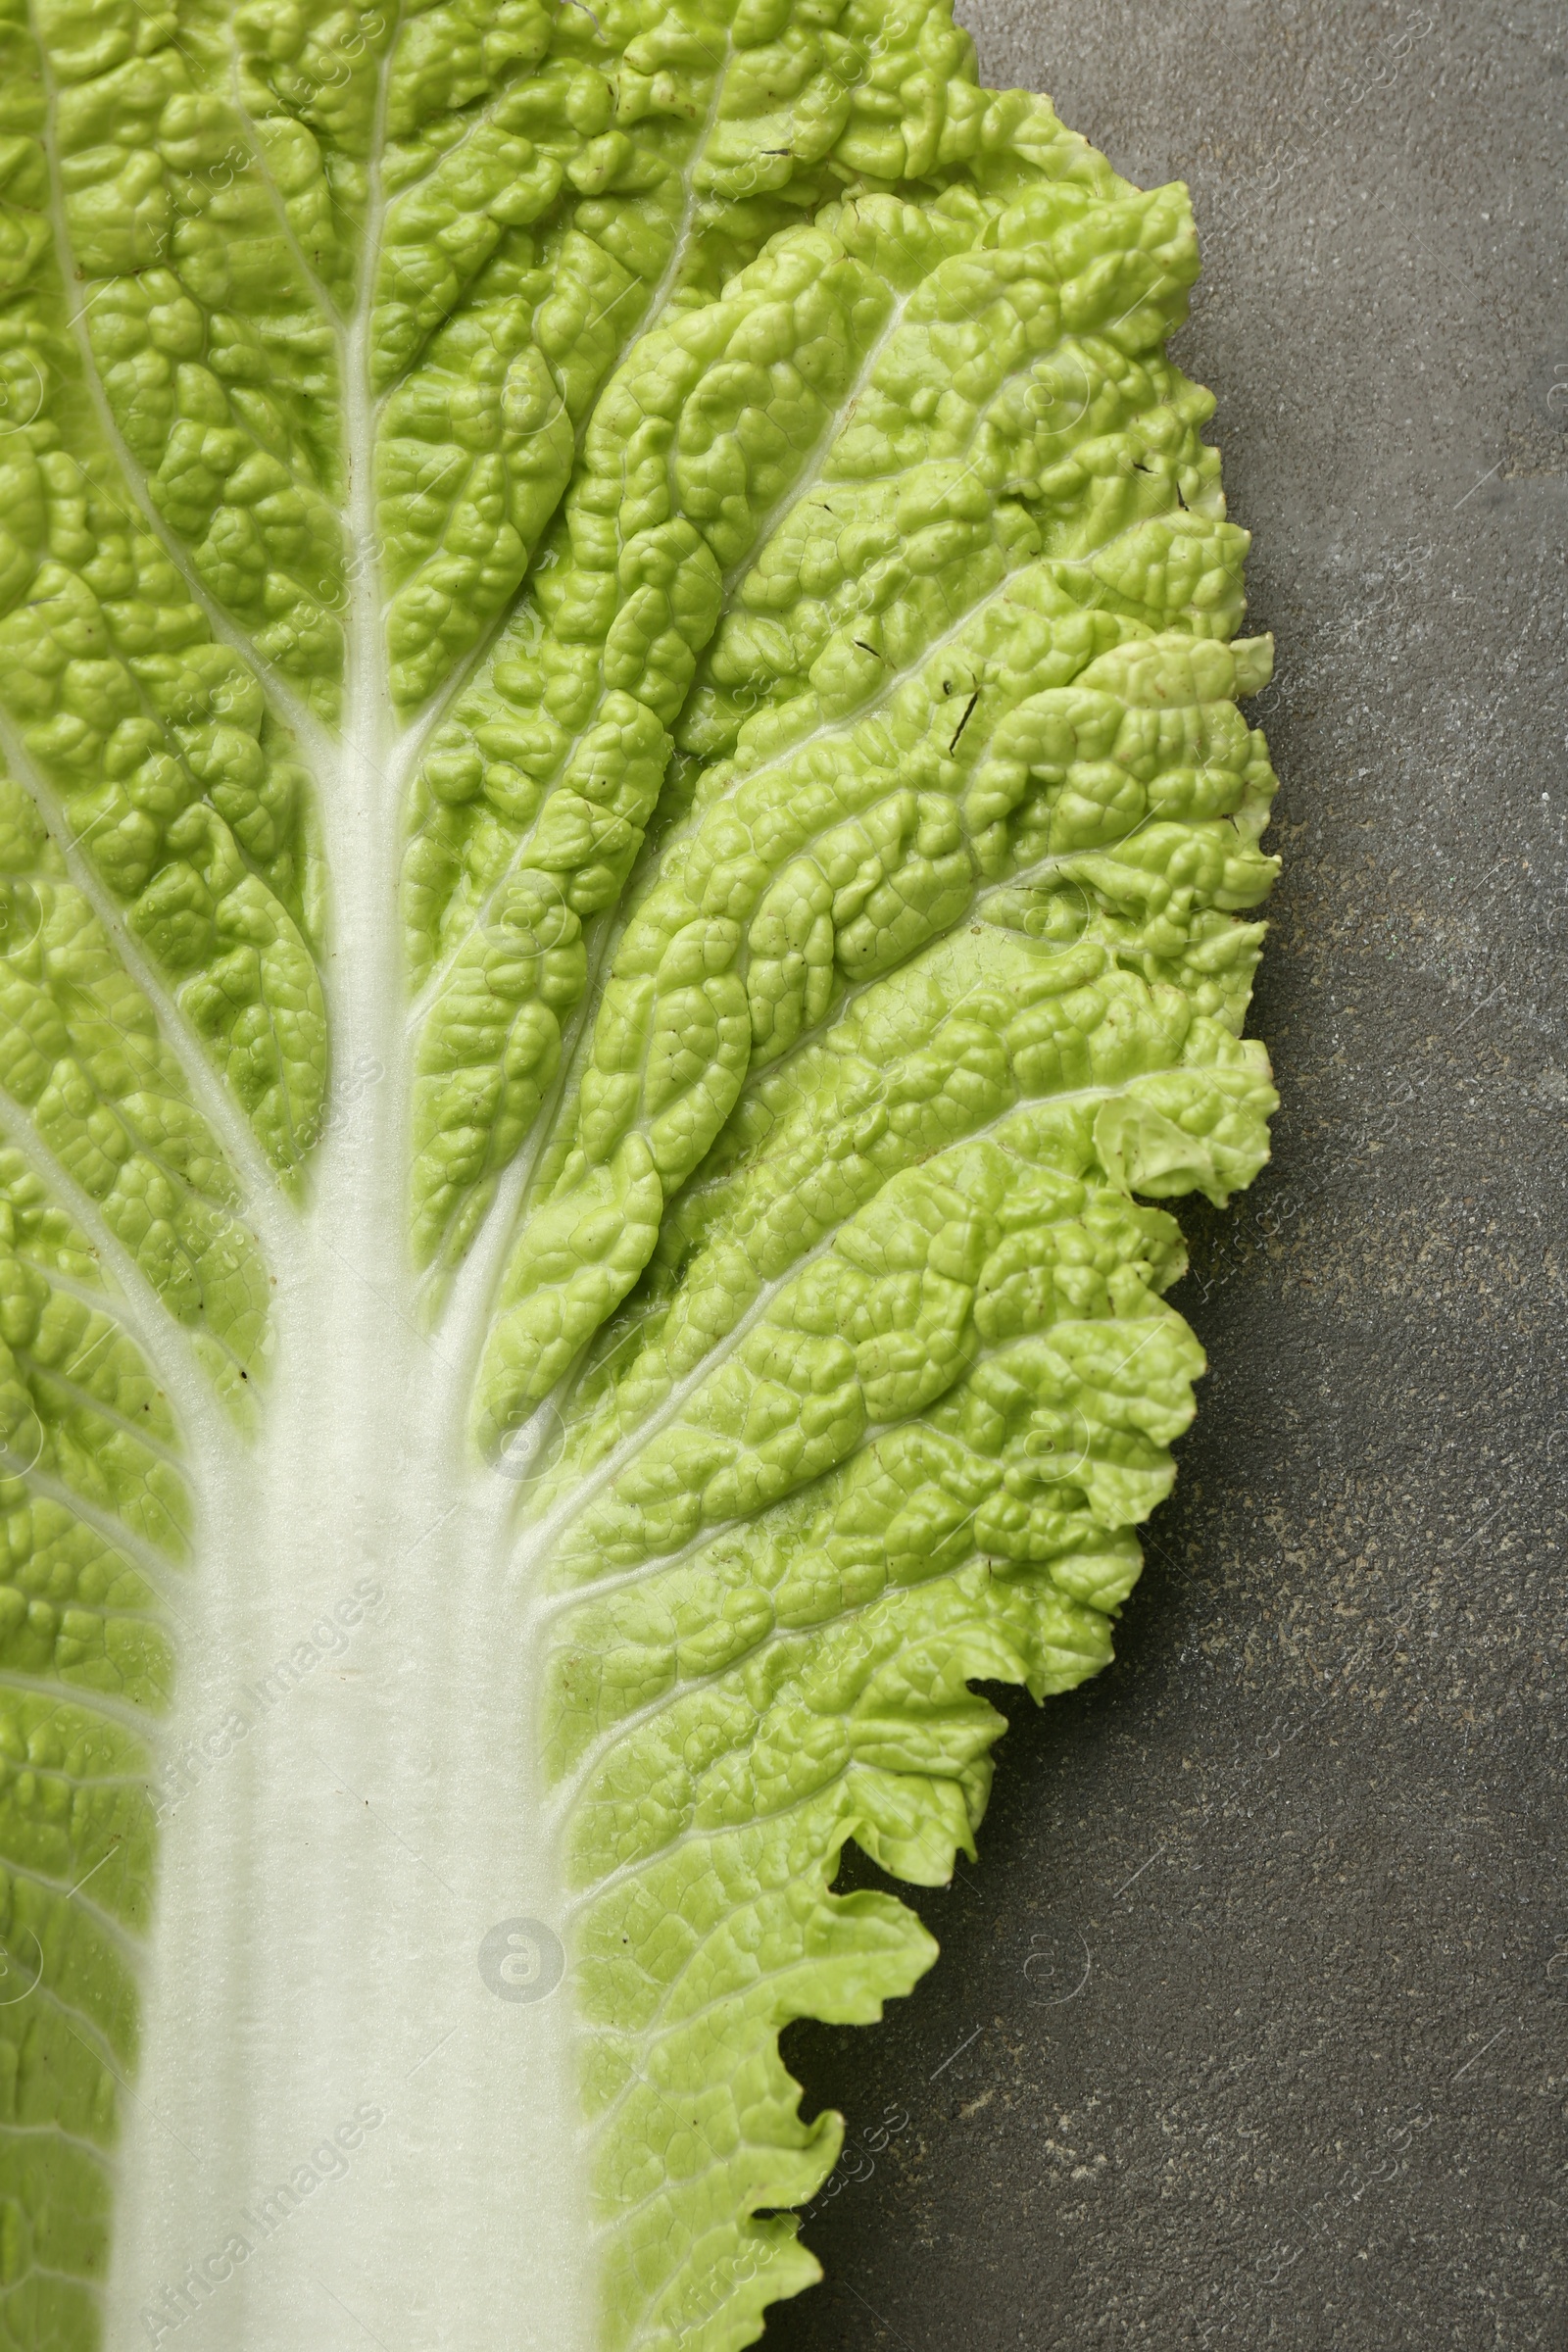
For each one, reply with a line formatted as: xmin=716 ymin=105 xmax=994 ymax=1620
xmin=767 ymin=5 xmax=1568 ymax=2344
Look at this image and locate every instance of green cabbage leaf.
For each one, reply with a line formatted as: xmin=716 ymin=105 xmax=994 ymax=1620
xmin=0 ymin=0 xmax=1277 ymax=2341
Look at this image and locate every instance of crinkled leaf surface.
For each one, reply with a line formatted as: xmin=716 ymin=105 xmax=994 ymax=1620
xmin=0 ymin=0 xmax=1277 ymax=2343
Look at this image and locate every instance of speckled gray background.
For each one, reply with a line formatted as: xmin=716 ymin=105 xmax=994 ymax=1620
xmin=766 ymin=4 xmax=1568 ymax=2344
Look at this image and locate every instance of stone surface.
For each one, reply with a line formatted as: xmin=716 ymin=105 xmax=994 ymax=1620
xmin=769 ymin=4 xmax=1568 ymax=2345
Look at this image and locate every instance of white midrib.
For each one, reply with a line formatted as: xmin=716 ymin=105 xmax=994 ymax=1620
xmin=103 ymin=44 xmax=592 ymax=2351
